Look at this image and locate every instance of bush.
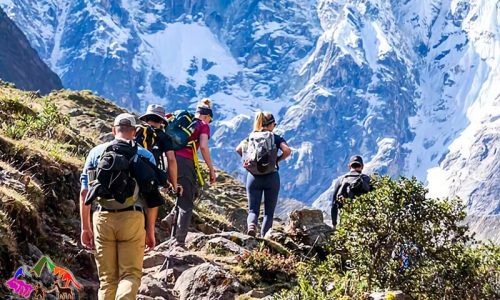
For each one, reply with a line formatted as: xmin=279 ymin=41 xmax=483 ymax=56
xmin=2 ymin=98 xmax=69 ymax=140
xmin=236 ymin=244 xmax=298 ymax=286
xmin=277 ymin=176 xmax=500 ymax=299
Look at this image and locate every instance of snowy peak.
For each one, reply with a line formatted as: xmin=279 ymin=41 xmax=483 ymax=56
xmin=1 ymin=0 xmax=499 ymax=221
xmin=399 ymin=0 xmax=500 ymax=216
xmin=281 ymin=0 xmax=418 ymax=204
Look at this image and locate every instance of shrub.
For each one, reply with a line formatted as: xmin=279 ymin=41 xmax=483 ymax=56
xmin=277 ymin=176 xmax=500 ymax=299
xmin=2 ymin=98 xmax=69 ymax=140
xmin=236 ymin=244 xmax=298 ymax=286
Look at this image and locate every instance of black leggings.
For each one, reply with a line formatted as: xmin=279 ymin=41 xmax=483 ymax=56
xmin=246 ymin=171 xmax=280 ymax=237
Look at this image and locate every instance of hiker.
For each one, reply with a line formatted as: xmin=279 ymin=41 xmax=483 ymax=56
xmin=169 ymin=98 xmax=217 ymax=247
xmin=79 ymin=113 xmax=164 ymax=300
xmin=236 ymin=111 xmax=292 ymax=237
xmin=330 ymin=155 xmax=371 ymax=227
xmin=136 ymin=104 xmax=180 ymax=194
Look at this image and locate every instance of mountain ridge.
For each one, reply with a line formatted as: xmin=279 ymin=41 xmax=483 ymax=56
xmin=1 ymin=0 xmax=498 ymax=227
xmin=0 ymin=7 xmax=62 ymax=94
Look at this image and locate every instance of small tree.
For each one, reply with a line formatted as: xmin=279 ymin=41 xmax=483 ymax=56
xmin=277 ymin=176 xmax=500 ymax=299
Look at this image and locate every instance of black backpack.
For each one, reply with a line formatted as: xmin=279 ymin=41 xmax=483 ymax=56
xmin=135 ymin=125 xmax=165 ymax=169
xmin=336 ymin=173 xmax=371 ymax=206
xmin=85 ymin=140 xmax=138 ymax=206
xmin=164 ymin=110 xmax=199 ymax=150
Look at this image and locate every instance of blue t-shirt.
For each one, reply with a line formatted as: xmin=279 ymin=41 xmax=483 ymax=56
xmin=273 ymin=134 xmax=286 ymax=149
xmin=80 ymin=140 xmax=155 ymax=190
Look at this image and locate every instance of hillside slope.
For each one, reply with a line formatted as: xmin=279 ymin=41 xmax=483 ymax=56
xmin=0 ymin=8 xmax=62 ymax=94
xmin=0 ymin=83 xmax=250 ymax=299
xmin=0 ymin=82 xmax=498 ymax=299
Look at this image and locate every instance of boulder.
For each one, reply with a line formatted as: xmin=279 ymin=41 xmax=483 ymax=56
xmin=173 ymin=262 xmax=242 ymax=300
xmin=143 ymin=252 xmax=167 ymax=269
xmin=189 ymin=232 xmax=258 ymax=251
xmin=162 ymin=251 xmax=206 ymax=281
xmin=138 ymin=271 xmax=176 ymax=299
xmin=204 ymin=237 xmax=246 ymax=256
xmin=286 ymin=209 xmax=333 ymax=246
xmin=264 ymin=227 xmax=302 ymax=253
xmin=196 ymin=223 xmax=219 ymax=235
xmin=155 ymin=233 xmax=204 ymax=253
xmin=142 ymin=237 xmax=207 ymax=285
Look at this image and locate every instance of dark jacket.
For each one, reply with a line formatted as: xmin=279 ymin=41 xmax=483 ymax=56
xmin=331 ymin=170 xmax=371 ymax=226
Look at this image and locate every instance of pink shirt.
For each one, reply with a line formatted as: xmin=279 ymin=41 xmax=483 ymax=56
xmin=175 ymin=120 xmax=210 ymax=160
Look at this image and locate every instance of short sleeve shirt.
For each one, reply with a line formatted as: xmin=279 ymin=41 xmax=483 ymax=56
xmin=273 ymin=134 xmax=286 ymax=148
xmin=175 ymin=120 xmax=210 ymax=160
xmin=155 ymin=128 xmax=174 ymax=153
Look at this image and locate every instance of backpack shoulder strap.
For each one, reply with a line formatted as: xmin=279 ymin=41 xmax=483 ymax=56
xmin=360 ymin=174 xmax=371 ymax=191
xmin=98 ymin=142 xmax=111 ymax=160
xmin=335 ymin=175 xmax=350 ymax=200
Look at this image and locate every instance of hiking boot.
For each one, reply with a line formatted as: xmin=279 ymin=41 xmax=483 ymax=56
xmin=247 ymin=224 xmax=257 ymax=237
xmin=173 ymin=241 xmax=187 ymax=252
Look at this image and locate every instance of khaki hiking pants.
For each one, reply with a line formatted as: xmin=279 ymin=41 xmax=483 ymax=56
xmin=93 ymin=211 xmax=145 ymax=300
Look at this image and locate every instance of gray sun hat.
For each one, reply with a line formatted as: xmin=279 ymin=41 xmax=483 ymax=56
xmin=139 ymin=104 xmax=168 ymax=123
xmin=113 ymin=113 xmax=136 ymax=127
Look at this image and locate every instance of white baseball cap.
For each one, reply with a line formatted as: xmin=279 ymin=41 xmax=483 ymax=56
xmin=113 ymin=113 xmax=136 ymax=127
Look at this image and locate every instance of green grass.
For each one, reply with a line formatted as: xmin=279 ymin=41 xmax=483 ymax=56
xmin=1 ymin=97 xmax=69 ymax=140
xmin=38 ymin=140 xmax=80 ymax=163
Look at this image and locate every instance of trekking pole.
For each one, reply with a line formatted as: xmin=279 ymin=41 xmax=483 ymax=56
xmin=170 ymin=188 xmax=180 ymax=239
xmin=158 ymin=187 xmax=181 ymax=276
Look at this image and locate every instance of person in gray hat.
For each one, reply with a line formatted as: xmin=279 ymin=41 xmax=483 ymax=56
xmin=330 ymin=155 xmax=372 ymax=227
xmin=80 ymin=113 xmax=163 ymax=299
xmin=136 ymin=104 xmax=180 ymax=194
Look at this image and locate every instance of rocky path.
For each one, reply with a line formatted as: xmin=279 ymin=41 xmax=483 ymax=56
xmin=138 ymin=208 xmax=334 ymax=300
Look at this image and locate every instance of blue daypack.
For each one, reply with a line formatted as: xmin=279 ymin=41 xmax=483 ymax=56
xmin=165 ymin=110 xmax=199 ymax=150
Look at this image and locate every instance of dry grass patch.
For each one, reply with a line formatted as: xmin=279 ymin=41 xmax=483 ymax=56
xmin=0 ymin=186 xmax=42 ymax=242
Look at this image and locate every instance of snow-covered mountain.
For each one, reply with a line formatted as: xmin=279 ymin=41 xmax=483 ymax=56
xmin=312 ymin=0 xmax=499 ymax=219
xmin=1 ymin=0 xmax=498 ymax=225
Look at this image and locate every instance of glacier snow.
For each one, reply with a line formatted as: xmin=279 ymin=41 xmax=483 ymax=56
xmin=0 ymin=0 xmax=498 ymax=221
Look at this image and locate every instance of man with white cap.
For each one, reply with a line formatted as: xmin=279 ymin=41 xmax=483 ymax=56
xmin=79 ymin=113 xmax=162 ymax=300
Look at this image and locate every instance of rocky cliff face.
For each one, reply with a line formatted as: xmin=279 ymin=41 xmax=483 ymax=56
xmin=0 ymin=7 xmax=62 ymax=94
xmin=1 ymin=0 xmax=498 ymax=235
xmin=310 ymin=0 xmax=500 ymax=234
